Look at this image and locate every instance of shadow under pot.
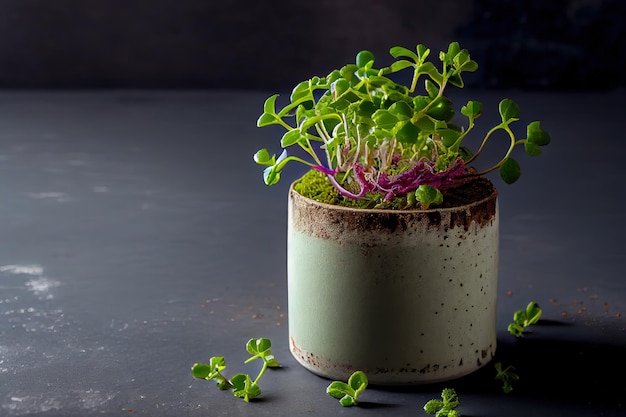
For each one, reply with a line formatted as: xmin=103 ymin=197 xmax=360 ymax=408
xmin=287 ymin=177 xmax=499 ymax=385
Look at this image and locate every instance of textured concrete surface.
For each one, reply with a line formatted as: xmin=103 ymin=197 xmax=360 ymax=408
xmin=0 ymin=90 xmax=624 ymax=416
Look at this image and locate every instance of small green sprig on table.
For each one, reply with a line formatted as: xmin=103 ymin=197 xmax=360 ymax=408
xmin=191 ymin=337 xmax=280 ymax=403
xmin=326 ymin=370 xmax=368 ymax=407
xmin=423 ymin=388 xmax=461 ymax=416
xmin=508 ymin=301 xmax=542 ymax=337
xmin=494 ymin=362 xmax=519 ymax=393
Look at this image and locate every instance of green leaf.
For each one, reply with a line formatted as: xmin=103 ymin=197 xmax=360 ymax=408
xmin=448 ymin=72 xmax=465 ymax=88
xmin=348 ymin=371 xmax=368 ymax=394
xmin=263 ymin=354 xmax=280 ymax=368
xmin=446 ymin=42 xmax=461 ymax=60
xmin=426 ymin=96 xmax=454 ymax=121
xmin=425 ymin=388 xmax=460 ymax=415
xmin=453 ymin=48 xmax=478 ymax=73
xmin=356 ymin=50 xmax=375 ymax=68
xmin=372 ymin=109 xmax=399 ymax=130
xmin=458 ymin=59 xmax=478 ymax=73
xmin=461 ymin=100 xmax=482 ymax=118
xmin=281 ymin=130 xmax=303 ymax=147
xmin=424 ymin=79 xmax=438 ymax=98
xmin=245 ymin=337 xmax=270 ymax=356
xmin=507 ymin=323 xmax=524 ymax=337
xmin=327 ymin=371 xmax=367 ymax=407
xmin=390 ymin=46 xmax=418 ymax=62
xmin=331 ymin=78 xmax=350 ymax=97
xmin=418 ymin=62 xmax=443 ymax=85
xmin=524 ymin=142 xmax=542 ymax=156
xmin=230 ymin=374 xmax=261 ymax=402
xmin=415 ymin=185 xmax=443 ymax=208
xmin=499 ymin=99 xmax=520 ymax=122
xmin=295 ymin=104 xmax=306 ymax=123
xmin=340 ymin=64 xmax=358 ymax=82
xmin=245 ymin=338 xmax=257 ymax=355
xmin=495 ymin=362 xmax=519 ymax=394
xmin=527 ymin=121 xmax=551 ymax=146
xmin=209 ymin=356 xmax=226 ymax=370
xmin=508 ymin=301 xmax=542 ymax=336
xmin=229 ymin=373 xmax=246 ymax=388
xmin=453 ymin=49 xmax=470 ymax=68
xmin=257 ymin=112 xmax=279 ymax=127
xmin=263 ymin=165 xmax=281 ymax=186
xmin=416 ymin=44 xmax=430 ymax=60
xmin=339 ymin=395 xmax=357 ymax=407
xmin=439 ymin=128 xmax=461 ymax=147
xmin=263 ymin=94 xmax=278 ymax=114
xmin=441 ymin=388 xmax=459 ymax=408
xmin=256 ymin=337 xmax=272 ymax=354
xmin=395 ymin=121 xmax=420 ymax=144
xmin=524 ymin=301 xmax=542 ymax=326
xmin=513 ymin=309 xmax=525 ymax=324
xmin=326 ymin=381 xmax=353 ymax=399
xmin=191 ymin=363 xmax=212 ymax=379
xmin=290 ymin=81 xmax=312 ymax=103
xmin=326 ymin=69 xmax=341 ymax=84
xmin=424 ymin=399 xmax=444 ymax=414
xmin=253 ymin=148 xmax=275 ymax=166
xmin=413 ymin=116 xmax=436 ymax=132
xmin=390 ymin=60 xmax=414 ymax=73
xmin=357 ymin=100 xmax=377 ymax=118
xmin=257 ymin=95 xmax=281 ymax=126
xmin=388 ymin=101 xmax=413 ymax=120
xmin=499 ymin=157 xmax=521 ymax=184
xmin=413 ymin=96 xmax=432 ymax=112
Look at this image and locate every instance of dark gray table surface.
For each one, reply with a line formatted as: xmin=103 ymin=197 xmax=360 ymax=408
xmin=0 ymin=90 xmax=624 ymax=416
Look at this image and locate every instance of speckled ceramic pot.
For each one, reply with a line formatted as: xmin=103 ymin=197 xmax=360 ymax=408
xmin=287 ymin=179 xmax=499 ymax=385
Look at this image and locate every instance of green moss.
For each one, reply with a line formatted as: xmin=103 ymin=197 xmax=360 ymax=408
xmin=293 ymin=170 xmax=420 ymax=210
xmin=293 ymin=170 xmax=341 ymax=205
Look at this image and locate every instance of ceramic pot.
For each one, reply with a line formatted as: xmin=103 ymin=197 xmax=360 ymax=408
xmin=287 ymin=179 xmax=499 ymax=385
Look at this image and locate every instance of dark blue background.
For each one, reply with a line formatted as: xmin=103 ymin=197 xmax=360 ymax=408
xmin=0 ymin=0 xmax=623 ymax=91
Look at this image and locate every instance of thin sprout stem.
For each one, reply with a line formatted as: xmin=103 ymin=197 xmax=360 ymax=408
xmin=275 ymin=155 xmax=317 ymax=172
xmin=252 ymin=361 xmax=268 ymax=386
xmin=409 ymin=66 xmax=419 ymax=93
xmin=465 ymin=125 xmax=501 ymax=164
xmin=301 ymin=138 xmax=322 ymax=166
xmin=474 ymin=126 xmax=516 ymax=175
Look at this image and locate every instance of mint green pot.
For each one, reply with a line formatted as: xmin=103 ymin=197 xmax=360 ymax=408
xmin=287 ymin=180 xmax=499 ymax=385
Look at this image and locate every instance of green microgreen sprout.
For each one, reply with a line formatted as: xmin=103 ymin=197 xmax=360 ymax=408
xmin=326 ymin=370 xmax=368 ymax=407
xmin=507 ymin=301 xmax=542 ymax=337
xmin=255 ymin=41 xmax=550 ymax=208
xmin=423 ymin=388 xmax=461 ymax=416
xmin=191 ymin=337 xmax=280 ymax=403
xmin=191 ymin=356 xmax=231 ymax=390
xmin=494 ymin=362 xmax=519 ymax=394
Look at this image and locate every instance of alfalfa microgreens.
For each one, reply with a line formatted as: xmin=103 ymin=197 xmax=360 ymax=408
xmin=508 ymin=301 xmax=542 ymax=337
xmin=255 ymin=41 xmax=550 ymax=208
xmin=191 ymin=337 xmax=280 ymax=402
xmin=494 ymin=362 xmax=519 ymax=394
xmin=423 ymin=387 xmax=461 ymax=416
xmin=326 ymin=370 xmax=368 ymax=407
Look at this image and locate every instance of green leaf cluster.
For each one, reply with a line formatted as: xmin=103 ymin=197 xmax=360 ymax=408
xmin=423 ymin=388 xmax=461 ymax=416
xmin=326 ymin=371 xmax=368 ymax=407
xmin=255 ymin=41 xmax=551 ymax=207
xmin=191 ymin=338 xmax=280 ymax=403
xmin=494 ymin=362 xmax=520 ymax=394
xmin=508 ymin=301 xmax=542 ymax=337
